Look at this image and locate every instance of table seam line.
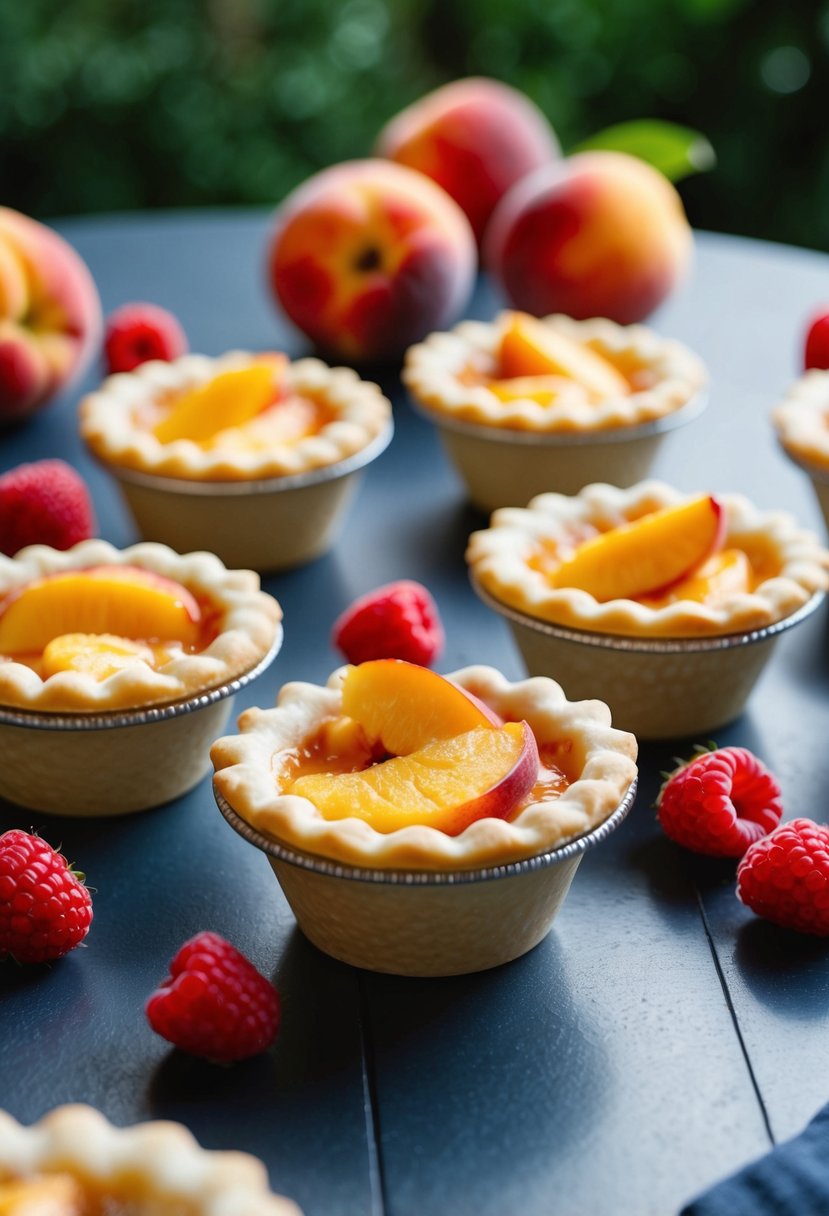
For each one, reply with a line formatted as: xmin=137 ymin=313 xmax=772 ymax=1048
xmin=357 ymin=970 xmax=388 ymax=1216
xmin=694 ymin=887 xmax=776 ymax=1148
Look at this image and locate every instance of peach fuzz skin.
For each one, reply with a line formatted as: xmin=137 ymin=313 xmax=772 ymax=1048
xmin=267 ymin=159 xmax=476 ymax=363
xmin=485 ymin=151 xmax=692 ymax=325
xmin=375 ymin=77 xmax=560 ymax=246
xmin=0 ymin=207 xmax=101 ymax=424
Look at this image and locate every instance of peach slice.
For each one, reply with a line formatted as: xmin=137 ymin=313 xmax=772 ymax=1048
xmin=640 ymin=548 xmax=751 ymax=608
xmin=340 ymin=659 xmax=500 ymax=755
xmin=41 ymin=632 xmax=157 ymax=680
xmin=488 ymin=374 xmax=583 ymax=406
xmin=498 ymin=313 xmax=630 ymax=399
xmin=152 ymin=358 xmax=284 ymax=446
xmin=0 ymin=566 xmax=201 ymax=654
xmin=290 ymin=720 xmax=538 ymax=835
xmin=550 ymin=494 xmax=726 ymax=602
xmin=0 ymin=1174 xmax=85 ymax=1216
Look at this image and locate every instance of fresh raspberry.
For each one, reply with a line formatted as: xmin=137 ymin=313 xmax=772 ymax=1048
xmin=332 ymin=579 xmax=444 ymax=666
xmin=103 ymin=302 xmax=188 ymax=375
xmin=804 ymin=309 xmax=829 ymax=371
xmin=737 ymin=819 xmax=829 ymax=935
xmin=0 ymin=830 xmax=93 ymax=964
xmin=0 ymin=459 xmax=96 ymax=557
xmin=656 ymin=746 xmax=782 ymax=857
xmin=146 ymin=931 xmax=281 ymax=1063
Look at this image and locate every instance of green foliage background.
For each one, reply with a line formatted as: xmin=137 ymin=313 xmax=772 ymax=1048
xmin=1 ymin=0 xmax=827 ymax=250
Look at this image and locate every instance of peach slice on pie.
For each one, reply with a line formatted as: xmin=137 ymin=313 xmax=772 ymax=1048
xmin=0 ymin=1175 xmax=84 ymax=1216
xmin=41 ymin=632 xmax=157 ymax=680
xmin=639 ymin=548 xmax=752 ymax=608
xmin=289 ymin=720 xmax=538 ymax=836
xmin=497 ymin=312 xmax=630 ymax=401
xmin=549 ymin=494 xmax=725 ymax=602
xmin=151 ymin=357 xmax=285 ymax=446
xmin=0 ymin=566 xmax=201 ymax=655
xmin=340 ymin=658 xmax=501 ymax=755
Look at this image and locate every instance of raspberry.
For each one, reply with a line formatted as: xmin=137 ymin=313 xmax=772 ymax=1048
xmin=0 ymin=459 xmax=95 ymax=557
xmin=804 ymin=309 xmax=829 ymax=371
xmin=332 ymin=579 xmax=444 ymax=666
xmin=0 ymin=830 xmax=93 ymax=964
xmin=656 ymin=746 xmax=782 ymax=857
xmin=737 ymin=819 xmax=829 ymax=935
xmin=103 ymin=302 xmax=188 ymax=375
xmin=146 ymin=931 xmax=280 ymax=1063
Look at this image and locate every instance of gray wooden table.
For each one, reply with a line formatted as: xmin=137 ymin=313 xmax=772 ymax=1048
xmin=1 ymin=212 xmax=828 ymax=1216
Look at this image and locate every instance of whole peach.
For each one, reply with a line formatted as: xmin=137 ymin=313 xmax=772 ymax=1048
xmin=485 ymin=151 xmax=693 ymax=324
xmin=375 ymin=77 xmax=559 ymax=246
xmin=267 ymin=159 xmax=476 ymax=363
xmin=0 ymin=207 xmax=102 ymax=424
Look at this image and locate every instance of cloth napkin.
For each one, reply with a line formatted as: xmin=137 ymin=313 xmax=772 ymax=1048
xmin=680 ymin=1101 xmax=829 ymax=1215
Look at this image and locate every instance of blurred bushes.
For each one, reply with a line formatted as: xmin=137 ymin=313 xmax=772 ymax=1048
xmin=0 ymin=0 xmax=827 ymax=250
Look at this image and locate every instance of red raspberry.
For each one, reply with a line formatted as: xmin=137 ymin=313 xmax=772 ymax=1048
xmin=737 ymin=818 xmax=829 ymax=935
xmin=656 ymin=746 xmax=782 ymax=857
xmin=804 ymin=308 xmax=829 ymax=371
xmin=146 ymin=931 xmax=280 ymax=1063
xmin=332 ymin=579 xmax=444 ymax=666
xmin=0 ymin=830 xmax=93 ymax=964
xmin=103 ymin=302 xmax=188 ymax=374
xmin=0 ymin=459 xmax=95 ymax=557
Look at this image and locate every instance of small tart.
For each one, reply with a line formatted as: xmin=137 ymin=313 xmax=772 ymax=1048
xmin=0 ymin=540 xmax=281 ymax=712
xmin=466 ymin=480 xmax=829 ymax=638
xmin=211 ymin=665 xmax=638 ymax=870
xmin=403 ymin=312 xmax=706 ymax=433
xmin=80 ymin=351 xmax=392 ymax=482
xmin=0 ymin=1105 xmax=300 ymax=1216
xmin=771 ymin=369 xmax=829 ymax=471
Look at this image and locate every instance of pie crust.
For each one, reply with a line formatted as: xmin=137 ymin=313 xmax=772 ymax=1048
xmin=80 ymin=351 xmax=392 ymax=481
xmin=466 ymin=480 xmax=829 ymax=638
xmin=403 ymin=313 xmax=707 ymax=433
xmin=0 ymin=1104 xmax=301 ymax=1215
xmin=211 ymin=664 xmax=638 ymax=870
xmin=771 ymin=369 xmax=829 ymax=470
xmin=0 ymin=540 xmax=282 ymax=712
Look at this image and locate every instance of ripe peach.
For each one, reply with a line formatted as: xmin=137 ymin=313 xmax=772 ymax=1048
xmin=267 ymin=159 xmax=476 ymax=362
xmin=550 ymin=494 xmax=725 ymax=602
xmin=341 ymin=658 xmax=501 ymax=756
xmin=485 ymin=151 xmax=693 ymax=324
xmin=289 ymin=720 xmax=539 ymax=836
xmin=0 ymin=207 xmax=102 ymax=425
xmin=376 ymin=77 xmax=559 ymax=246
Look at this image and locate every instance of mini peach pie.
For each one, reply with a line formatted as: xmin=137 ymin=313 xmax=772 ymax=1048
xmin=79 ymin=350 xmax=391 ymax=481
xmin=0 ymin=1105 xmax=301 ymax=1215
xmin=0 ymin=539 xmax=281 ymax=712
xmin=211 ymin=659 xmax=638 ymax=870
xmin=403 ymin=310 xmax=706 ymax=433
xmin=466 ymin=480 xmax=829 ymax=638
xmin=771 ymin=370 xmax=829 ymax=467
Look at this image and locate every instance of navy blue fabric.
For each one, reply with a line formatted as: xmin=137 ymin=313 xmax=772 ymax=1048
xmin=681 ymin=1103 xmax=829 ymax=1215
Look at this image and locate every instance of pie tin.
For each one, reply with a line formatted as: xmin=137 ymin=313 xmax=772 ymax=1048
xmin=412 ymin=391 xmax=707 ymax=513
xmin=0 ymin=630 xmax=283 ymax=817
xmin=214 ymin=779 xmax=637 ymax=977
xmin=775 ymin=443 xmax=829 ymax=536
xmin=472 ymin=576 xmax=825 ymax=740
xmin=96 ymin=421 xmax=394 ymax=573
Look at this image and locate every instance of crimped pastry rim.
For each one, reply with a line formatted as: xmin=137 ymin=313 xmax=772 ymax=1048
xmin=0 ymin=539 xmax=282 ymax=712
xmin=403 ymin=313 xmax=708 ymax=434
xmin=80 ymin=351 xmax=393 ymax=482
xmin=771 ymin=369 xmax=829 ymax=472
xmin=0 ymin=1104 xmax=301 ymax=1215
xmin=466 ymin=480 xmax=829 ymax=639
xmin=210 ymin=664 xmax=638 ymax=871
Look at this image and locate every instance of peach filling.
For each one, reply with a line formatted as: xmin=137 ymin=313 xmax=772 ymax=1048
xmin=529 ymin=496 xmax=772 ymax=607
xmin=460 ymin=312 xmax=648 ymax=406
xmin=138 ymin=355 xmax=335 ymax=452
xmin=0 ymin=566 xmax=219 ymax=681
xmin=274 ymin=660 xmax=569 ymax=837
xmin=0 ymin=1172 xmax=197 ymax=1216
